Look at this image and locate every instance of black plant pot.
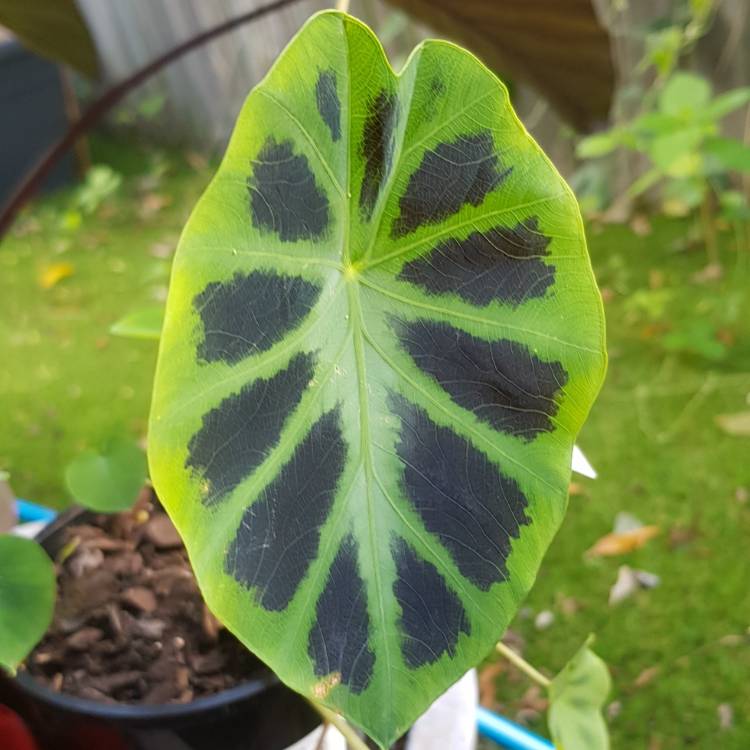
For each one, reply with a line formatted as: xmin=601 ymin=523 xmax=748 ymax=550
xmin=0 ymin=509 xmax=319 ymax=750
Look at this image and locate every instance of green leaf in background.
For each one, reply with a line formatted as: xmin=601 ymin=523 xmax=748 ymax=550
xmin=719 ymin=190 xmax=750 ymax=222
xmin=548 ymin=637 xmax=611 ymax=750
xmin=705 ymin=137 xmax=750 ymax=174
xmin=0 ymin=0 xmax=98 ymax=76
xmin=661 ymin=178 xmax=705 ymax=217
xmin=110 ymin=306 xmax=164 ymax=340
xmin=659 ymin=72 xmax=711 ymax=117
xmin=662 ymin=319 xmax=727 ymax=362
xmin=576 ymin=130 xmax=625 ymax=159
xmin=650 ymin=128 xmax=704 ymax=177
xmin=631 ymin=112 xmax=681 ymax=137
xmin=149 ymin=11 xmax=606 ymax=747
xmin=0 ymin=535 xmax=56 ymax=674
xmin=703 ymin=87 xmax=750 ymax=121
xmin=74 ymin=165 xmax=122 ymax=215
xmin=65 ymin=436 xmax=146 ymax=512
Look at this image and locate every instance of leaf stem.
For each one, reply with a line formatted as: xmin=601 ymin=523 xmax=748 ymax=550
xmin=496 ymin=642 xmax=552 ymax=689
xmin=700 ymin=189 xmax=719 ymax=266
xmin=308 ymin=701 xmax=370 ymax=750
xmin=336 ymin=0 xmax=351 ymax=12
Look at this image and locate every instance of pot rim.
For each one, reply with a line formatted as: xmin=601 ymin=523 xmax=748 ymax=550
xmin=12 ymin=669 xmax=273 ymax=722
xmin=13 ymin=505 xmax=276 ymax=722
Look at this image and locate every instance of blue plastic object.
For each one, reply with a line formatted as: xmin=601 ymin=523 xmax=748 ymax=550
xmin=15 ymin=499 xmax=58 ymax=524
xmin=477 ymin=706 xmax=554 ymax=750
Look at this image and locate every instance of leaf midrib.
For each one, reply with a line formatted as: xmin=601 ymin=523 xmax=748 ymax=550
xmin=341 ymin=17 xmax=394 ymax=732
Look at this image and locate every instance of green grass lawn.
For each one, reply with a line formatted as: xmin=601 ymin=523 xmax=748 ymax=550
xmin=1 ymin=138 xmax=748 ymax=748
xmin=510 ymin=218 xmax=750 ymax=749
xmin=0 ymin=139 xmax=212 ymax=505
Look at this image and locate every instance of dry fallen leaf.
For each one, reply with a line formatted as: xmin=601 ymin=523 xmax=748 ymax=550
xmin=607 ymin=700 xmax=622 ymax=720
xmin=633 ymin=666 xmax=660 ymax=689
xmin=600 ymin=286 xmax=615 ymax=303
xmin=150 ymin=241 xmax=174 ymax=259
xmin=718 ymin=703 xmax=734 ymax=731
xmin=38 ymin=261 xmax=74 ymax=289
xmin=691 ymin=263 xmax=723 ymax=284
xmin=719 ymin=634 xmax=745 ymax=647
xmin=478 ymin=660 xmax=506 ymax=708
xmin=668 ymin=525 xmax=699 ymax=549
xmin=534 ymin=610 xmax=555 ymax=630
xmin=185 ymin=150 xmax=208 ymax=171
xmin=613 ymin=512 xmax=643 ymax=534
xmin=517 ymin=684 xmax=548 ymax=715
xmin=587 ymin=525 xmax=660 ymax=557
xmin=716 ymin=328 xmax=735 ymax=347
xmin=557 ymin=595 xmax=581 ymax=616
xmin=631 ymin=214 xmax=652 ymax=237
xmin=648 ymin=268 xmax=664 ymax=289
xmin=138 ymin=193 xmax=172 ymax=219
xmin=609 ymin=566 xmax=638 ymax=605
xmin=715 ymin=411 xmax=750 ymax=437
xmin=609 ymin=565 xmax=661 ymax=605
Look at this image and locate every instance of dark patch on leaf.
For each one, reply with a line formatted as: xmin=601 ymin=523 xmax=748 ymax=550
xmin=359 ymin=90 xmax=399 ymax=220
xmin=186 ymin=352 xmax=315 ymax=506
xmin=194 ymin=270 xmax=321 ymax=365
xmin=308 ymin=534 xmax=375 ymax=693
xmin=391 ymin=131 xmax=510 ymax=238
xmin=225 ymin=407 xmax=347 ymax=611
xmin=315 ymin=69 xmax=341 ymax=142
xmin=390 ymin=394 xmax=530 ymax=590
xmin=395 ymin=319 xmax=567 ymax=441
xmin=249 ymin=138 xmax=329 ymax=242
xmin=398 ymin=218 xmax=554 ymax=307
xmin=392 ymin=536 xmax=471 ymax=668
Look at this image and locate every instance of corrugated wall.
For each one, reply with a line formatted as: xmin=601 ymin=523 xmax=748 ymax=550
xmin=77 ymin=0 xmax=415 ymax=150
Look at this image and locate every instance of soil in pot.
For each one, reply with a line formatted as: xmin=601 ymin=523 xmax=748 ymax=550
xmin=20 ymin=488 xmax=268 ymax=704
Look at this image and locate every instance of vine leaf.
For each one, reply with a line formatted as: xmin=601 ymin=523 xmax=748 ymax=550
xmin=149 ymin=11 xmax=606 ymax=747
xmin=0 ymin=535 xmax=56 ymax=674
xmin=548 ymin=637 xmax=611 ymax=750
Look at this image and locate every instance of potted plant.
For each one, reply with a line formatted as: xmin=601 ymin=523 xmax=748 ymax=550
xmin=1 ymin=10 xmax=606 ymax=750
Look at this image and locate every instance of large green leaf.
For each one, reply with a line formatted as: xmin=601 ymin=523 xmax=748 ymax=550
xmin=0 ymin=535 xmax=56 ymax=674
xmin=149 ymin=11 xmax=606 ymax=747
xmin=0 ymin=0 xmax=98 ymax=77
xmin=385 ymin=0 xmax=614 ymax=132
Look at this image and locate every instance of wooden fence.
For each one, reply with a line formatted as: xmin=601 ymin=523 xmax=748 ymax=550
xmin=77 ymin=0 xmax=415 ymax=149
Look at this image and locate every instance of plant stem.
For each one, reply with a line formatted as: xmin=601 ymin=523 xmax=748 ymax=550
xmin=308 ymin=701 xmax=370 ymax=750
xmin=496 ymin=642 xmax=552 ymax=689
xmin=336 ymin=0 xmax=351 ymax=11
xmin=700 ymin=189 xmax=719 ymax=267
xmin=0 ymin=0 xmax=305 ymax=239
